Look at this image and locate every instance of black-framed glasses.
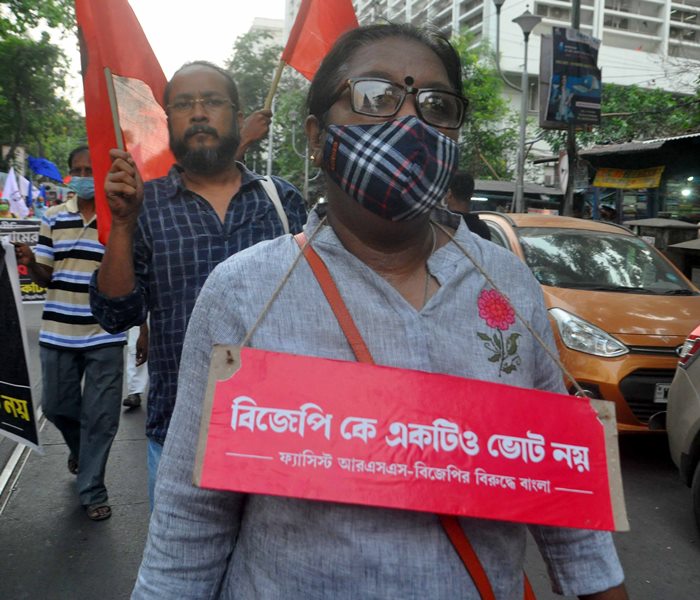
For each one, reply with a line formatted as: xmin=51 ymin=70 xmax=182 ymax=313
xmin=336 ymin=77 xmax=468 ymax=130
xmin=166 ymin=96 xmax=236 ymax=115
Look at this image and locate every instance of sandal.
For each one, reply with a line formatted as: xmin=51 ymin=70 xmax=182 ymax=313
xmin=67 ymin=454 xmax=79 ymax=475
xmin=86 ymin=503 xmax=112 ymax=521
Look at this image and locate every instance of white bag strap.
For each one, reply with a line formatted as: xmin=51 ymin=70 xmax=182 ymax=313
xmin=259 ymin=176 xmax=290 ymax=234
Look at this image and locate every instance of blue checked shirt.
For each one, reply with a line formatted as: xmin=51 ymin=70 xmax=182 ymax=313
xmin=90 ymin=164 xmax=306 ymax=444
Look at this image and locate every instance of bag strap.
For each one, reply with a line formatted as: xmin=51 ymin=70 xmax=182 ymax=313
xmin=293 ymin=232 xmax=536 ymax=600
xmin=440 ymin=514 xmax=496 ymax=600
xmin=259 ymin=176 xmax=290 ymax=234
xmin=294 ymin=232 xmax=373 ymax=363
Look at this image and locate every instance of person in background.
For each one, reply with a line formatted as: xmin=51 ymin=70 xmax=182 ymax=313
xmin=600 ymin=204 xmax=618 ymax=223
xmin=130 ymin=24 xmax=627 ymax=599
xmin=14 ymin=145 xmax=125 ymax=522
xmin=445 ymin=171 xmax=491 ymax=240
xmin=123 ymin=323 xmax=148 ymax=408
xmin=0 ymin=199 xmax=15 ymax=218
xmin=90 ymin=61 xmax=307 ymax=507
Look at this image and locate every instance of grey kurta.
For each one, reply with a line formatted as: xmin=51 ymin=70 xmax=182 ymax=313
xmin=133 ymin=209 xmax=624 ymax=599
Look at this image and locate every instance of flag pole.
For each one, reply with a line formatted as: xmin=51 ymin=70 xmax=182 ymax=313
xmin=264 ymin=60 xmax=286 ymax=111
xmin=104 ymin=67 xmax=125 ymax=151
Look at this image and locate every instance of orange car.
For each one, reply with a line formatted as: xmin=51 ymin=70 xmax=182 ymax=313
xmin=478 ymin=212 xmax=700 ymax=432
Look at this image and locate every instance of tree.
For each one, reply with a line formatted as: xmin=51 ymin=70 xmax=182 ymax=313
xmin=0 ymin=32 xmax=85 ymax=172
xmin=226 ymin=30 xmax=287 ymax=173
xmin=541 ymin=83 xmax=700 ymax=152
xmin=452 ymin=33 xmax=518 ymax=180
xmin=0 ymin=0 xmax=73 ymax=36
xmin=0 ymin=1 xmax=82 ymax=173
xmin=226 ymin=30 xmax=314 ymax=196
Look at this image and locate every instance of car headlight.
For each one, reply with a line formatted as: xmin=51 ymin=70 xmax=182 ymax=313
xmin=549 ymin=308 xmax=628 ymax=357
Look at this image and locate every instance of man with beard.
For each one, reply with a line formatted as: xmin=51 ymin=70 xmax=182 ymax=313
xmin=90 ymin=62 xmax=307 ymax=505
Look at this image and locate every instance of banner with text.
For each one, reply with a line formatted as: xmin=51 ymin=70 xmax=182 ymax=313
xmin=540 ymin=28 xmax=601 ymax=129
xmin=0 ymin=240 xmax=40 ymax=450
xmin=593 ymin=166 xmax=665 ymax=189
xmin=195 ymin=346 xmax=628 ymax=531
xmin=0 ymin=218 xmax=46 ymax=303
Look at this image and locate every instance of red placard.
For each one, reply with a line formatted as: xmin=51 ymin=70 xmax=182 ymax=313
xmin=195 ymin=347 xmax=628 ymax=531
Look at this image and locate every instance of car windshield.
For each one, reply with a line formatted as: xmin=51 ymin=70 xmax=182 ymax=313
xmin=517 ymin=227 xmax=696 ymax=295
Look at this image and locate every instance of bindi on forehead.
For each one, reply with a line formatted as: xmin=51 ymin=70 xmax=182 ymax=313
xmin=345 ymin=39 xmax=451 ymax=87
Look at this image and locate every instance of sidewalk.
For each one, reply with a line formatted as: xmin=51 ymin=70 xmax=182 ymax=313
xmin=1 ymin=304 xmax=150 ymax=600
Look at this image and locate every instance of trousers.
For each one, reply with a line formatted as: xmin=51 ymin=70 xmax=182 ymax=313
xmin=40 ymin=344 xmax=124 ymax=506
xmin=126 ymin=326 xmax=148 ymax=395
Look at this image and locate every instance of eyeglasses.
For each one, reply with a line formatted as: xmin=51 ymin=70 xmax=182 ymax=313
xmin=69 ymin=166 xmax=93 ymax=177
xmin=336 ymin=77 xmax=468 ymax=130
xmin=166 ymin=96 xmax=236 ymax=115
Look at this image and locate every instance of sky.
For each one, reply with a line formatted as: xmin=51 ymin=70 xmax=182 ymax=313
xmin=60 ymin=0 xmax=287 ymax=110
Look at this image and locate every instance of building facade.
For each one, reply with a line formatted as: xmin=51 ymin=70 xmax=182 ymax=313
xmin=349 ymin=1 xmax=700 ymax=94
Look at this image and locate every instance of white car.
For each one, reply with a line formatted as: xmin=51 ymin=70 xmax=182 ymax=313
xmin=667 ymin=324 xmax=700 ymax=529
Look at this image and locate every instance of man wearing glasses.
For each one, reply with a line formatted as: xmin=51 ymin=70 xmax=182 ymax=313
xmin=90 ymin=62 xmax=307 ymax=507
xmin=15 ymin=145 xmax=126 ymax=522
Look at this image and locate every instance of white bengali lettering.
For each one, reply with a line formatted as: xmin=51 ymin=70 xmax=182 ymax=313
xmin=487 ymin=431 xmax=546 ymax=464
xmin=551 ymin=442 xmax=590 ymax=472
xmin=340 ymin=416 xmax=378 ymax=444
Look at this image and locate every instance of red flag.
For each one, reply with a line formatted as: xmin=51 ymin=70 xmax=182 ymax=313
xmin=281 ymin=0 xmax=358 ymax=81
xmin=75 ymin=0 xmax=174 ymax=243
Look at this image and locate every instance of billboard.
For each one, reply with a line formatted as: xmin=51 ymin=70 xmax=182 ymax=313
xmin=540 ymin=28 xmax=602 ymax=130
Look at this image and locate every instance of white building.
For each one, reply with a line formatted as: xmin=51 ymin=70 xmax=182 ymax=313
xmin=351 ymin=1 xmax=699 ymax=94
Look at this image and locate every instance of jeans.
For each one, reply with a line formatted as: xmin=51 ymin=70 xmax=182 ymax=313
xmin=147 ymin=437 xmax=163 ymax=511
xmin=40 ymin=344 xmax=123 ymax=506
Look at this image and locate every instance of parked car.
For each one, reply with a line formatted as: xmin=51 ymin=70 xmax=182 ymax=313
xmin=477 ymin=212 xmax=700 ymax=432
xmin=667 ymin=324 xmax=700 ymax=529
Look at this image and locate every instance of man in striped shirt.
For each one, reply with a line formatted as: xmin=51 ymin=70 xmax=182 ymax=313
xmin=14 ymin=146 xmax=126 ymax=522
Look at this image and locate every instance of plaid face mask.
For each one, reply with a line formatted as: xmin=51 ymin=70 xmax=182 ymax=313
xmin=322 ymin=115 xmax=459 ymax=221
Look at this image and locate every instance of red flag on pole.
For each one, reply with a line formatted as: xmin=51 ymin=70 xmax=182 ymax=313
xmin=281 ymin=0 xmax=359 ymax=81
xmin=75 ymin=0 xmax=174 ymax=244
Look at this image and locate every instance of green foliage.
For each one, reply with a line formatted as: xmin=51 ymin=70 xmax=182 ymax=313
xmin=226 ymin=30 xmax=316 ymax=198
xmin=451 ymin=32 xmax=518 ymax=180
xmin=541 ymin=83 xmax=700 ymax=152
xmin=0 ymin=32 xmax=85 ymax=172
xmin=0 ymin=0 xmax=74 ymax=36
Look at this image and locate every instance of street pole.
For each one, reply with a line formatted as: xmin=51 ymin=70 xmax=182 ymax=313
xmin=563 ymin=0 xmax=581 ymax=216
xmin=514 ymin=39 xmax=529 ymax=213
xmin=289 ymin=110 xmax=311 ymax=203
xmin=512 ymin=9 xmax=542 ymax=213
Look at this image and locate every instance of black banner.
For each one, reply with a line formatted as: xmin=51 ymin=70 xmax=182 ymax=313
xmin=0 ymin=241 xmax=40 ymax=449
xmin=0 ymin=218 xmax=46 ymax=303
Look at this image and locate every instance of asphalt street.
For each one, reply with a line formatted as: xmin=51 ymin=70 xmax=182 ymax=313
xmin=1 ymin=304 xmax=699 ymax=599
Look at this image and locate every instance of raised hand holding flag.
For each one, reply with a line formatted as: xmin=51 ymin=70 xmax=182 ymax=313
xmin=264 ymin=0 xmax=358 ymax=108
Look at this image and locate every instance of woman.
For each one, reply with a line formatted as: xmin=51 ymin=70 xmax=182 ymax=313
xmin=131 ymin=24 xmax=626 ymax=599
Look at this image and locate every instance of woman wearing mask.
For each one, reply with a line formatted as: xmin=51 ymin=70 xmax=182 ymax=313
xmin=129 ymin=24 xmax=626 ymax=599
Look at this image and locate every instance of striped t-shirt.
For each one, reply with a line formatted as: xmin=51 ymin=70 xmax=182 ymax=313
xmin=35 ymin=198 xmax=126 ymax=350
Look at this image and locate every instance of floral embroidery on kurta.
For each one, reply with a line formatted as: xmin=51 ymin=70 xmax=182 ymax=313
xmin=477 ymin=289 xmax=521 ymax=377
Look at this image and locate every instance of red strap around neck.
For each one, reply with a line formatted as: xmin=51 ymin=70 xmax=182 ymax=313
xmin=293 ymin=232 xmax=533 ymax=600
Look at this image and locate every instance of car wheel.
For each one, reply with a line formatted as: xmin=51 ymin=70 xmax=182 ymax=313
xmin=693 ymin=461 xmax=700 ymax=532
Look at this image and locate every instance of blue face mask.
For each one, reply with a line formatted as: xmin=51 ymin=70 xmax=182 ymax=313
xmin=68 ymin=176 xmax=95 ymax=200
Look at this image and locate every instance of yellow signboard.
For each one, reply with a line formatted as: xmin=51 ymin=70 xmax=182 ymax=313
xmin=593 ymin=166 xmax=665 ymax=189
